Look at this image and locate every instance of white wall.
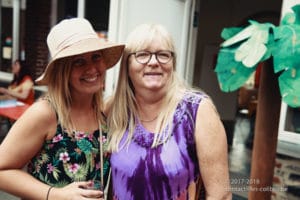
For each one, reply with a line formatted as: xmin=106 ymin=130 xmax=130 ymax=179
xmin=105 ymin=0 xmax=197 ymax=97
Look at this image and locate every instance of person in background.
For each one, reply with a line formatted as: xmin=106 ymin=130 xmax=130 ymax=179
xmin=0 ymin=59 xmax=35 ymax=105
xmin=0 ymin=18 xmax=124 ymax=200
xmin=107 ymin=23 xmax=232 ymax=200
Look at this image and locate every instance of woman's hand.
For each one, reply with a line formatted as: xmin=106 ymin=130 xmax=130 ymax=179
xmin=49 ymin=181 xmax=104 ymax=200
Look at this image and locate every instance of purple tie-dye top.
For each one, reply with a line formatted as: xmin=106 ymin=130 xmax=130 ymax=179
xmin=110 ymin=92 xmax=206 ymax=200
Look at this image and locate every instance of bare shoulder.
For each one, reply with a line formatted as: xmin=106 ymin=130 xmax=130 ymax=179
xmin=23 ymin=98 xmax=56 ymax=122
xmin=0 ymin=99 xmax=57 ymax=169
xmin=197 ymin=97 xmax=220 ymax=120
xmin=195 ymin=97 xmax=226 ymax=141
xmin=16 ymin=98 xmax=58 ymax=137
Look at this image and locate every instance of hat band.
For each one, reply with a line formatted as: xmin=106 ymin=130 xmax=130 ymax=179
xmin=51 ymin=32 xmax=98 ymax=58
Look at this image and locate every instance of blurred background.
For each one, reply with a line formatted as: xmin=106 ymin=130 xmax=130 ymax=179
xmin=0 ymin=0 xmax=299 ymax=199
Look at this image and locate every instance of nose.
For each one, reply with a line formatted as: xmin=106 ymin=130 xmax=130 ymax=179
xmin=148 ymin=53 xmax=159 ymax=65
xmin=82 ymin=63 xmax=100 ymax=77
xmin=88 ymin=59 xmax=105 ymax=71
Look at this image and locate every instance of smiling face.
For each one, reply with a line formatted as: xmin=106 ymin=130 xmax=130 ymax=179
xmin=128 ymin=37 xmax=174 ymax=93
xmin=69 ymin=51 xmax=106 ymax=96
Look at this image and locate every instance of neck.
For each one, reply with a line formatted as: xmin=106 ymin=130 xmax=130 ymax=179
xmin=136 ymin=94 xmax=164 ymax=124
xmin=140 ymin=115 xmax=158 ymax=123
xmin=69 ymin=97 xmax=98 ymax=132
xmin=70 ymin=108 xmax=98 ymax=132
xmin=71 ymin=93 xmax=94 ymax=109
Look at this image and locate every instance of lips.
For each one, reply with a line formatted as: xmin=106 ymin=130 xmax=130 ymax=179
xmin=80 ymin=74 xmax=100 ymax=82
xmin=143 ymin=72 xmax=162 ymax=76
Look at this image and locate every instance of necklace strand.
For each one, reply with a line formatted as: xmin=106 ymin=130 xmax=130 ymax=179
xmin=98 ymin=120 xmax=104 ymax=193
xmin=140 ymin=115 xmax=158 ymax=123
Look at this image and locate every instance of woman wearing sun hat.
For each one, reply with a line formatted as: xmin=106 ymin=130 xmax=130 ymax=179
xmin=0 ymin=18 xmax=124 ymax=200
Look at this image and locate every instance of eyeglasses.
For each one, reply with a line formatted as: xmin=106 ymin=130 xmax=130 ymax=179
xmin=129 ymin=50 xmax=174 ymax=64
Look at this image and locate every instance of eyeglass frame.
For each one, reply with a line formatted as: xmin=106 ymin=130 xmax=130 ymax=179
xmin=128 ymin=50 xmax=174 ymax=64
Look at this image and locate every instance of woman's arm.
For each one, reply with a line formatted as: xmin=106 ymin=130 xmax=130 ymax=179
xmin=5 ymin=78 xmax=34 ymax=100
xmin=0 ymin=100 xmax=56 ymax=199
xmin=0 ymin=100 xmax=103 ymax=200
xmin=194 ymin=98 xmax=232 ymax=200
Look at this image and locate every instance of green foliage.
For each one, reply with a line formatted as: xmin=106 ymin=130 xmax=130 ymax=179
xmin=215 ymin=47 xmax=256 ymax=91
xmin=77 ymin=140 xmax=93 ymax=153
xmin=215 ymin=4 xmax=300 ymax=107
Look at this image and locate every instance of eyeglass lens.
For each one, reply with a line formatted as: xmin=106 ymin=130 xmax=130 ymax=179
xmin=134 ymin=51 xmax=173 ymax=64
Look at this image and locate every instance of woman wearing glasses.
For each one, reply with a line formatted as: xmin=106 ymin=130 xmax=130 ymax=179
xmin=107 ymin=24 xmax=232 ymax=200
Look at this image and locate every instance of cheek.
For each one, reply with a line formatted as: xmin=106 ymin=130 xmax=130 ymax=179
xmin=69 ymin=69 xmax=82 ymax=85
xmin=69 ymin=74 xmax=77 ymax=88
xmin=128 ymin=66 xmax=135 ymax=83
xmin=128 ymin=61 xmax=142 ymax=80
xmin=163 ymin=63 xmax=173 ymax=75
xmin=98 ymin=60 xmax=107 ymax=72
xmin=70 ymin=69 xmax=80 ymax=80
xmin=129 ymin=67 xmax=144 ymax=89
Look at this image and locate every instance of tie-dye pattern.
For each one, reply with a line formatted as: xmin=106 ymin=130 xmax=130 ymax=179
xmin=111 ymin=92 xmax=206 ymax=200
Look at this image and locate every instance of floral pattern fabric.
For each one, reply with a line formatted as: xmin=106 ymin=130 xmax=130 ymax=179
xmin=27 ymin=124 xmax=110 ymax=187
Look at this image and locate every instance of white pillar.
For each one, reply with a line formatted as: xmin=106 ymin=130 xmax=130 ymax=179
xmin=12 ymin=0 xmax=20 ymax=62
xmin=77 ymin=0 xmax=85 ymax=18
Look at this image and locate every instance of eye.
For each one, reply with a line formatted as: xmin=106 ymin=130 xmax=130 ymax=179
xmin=72 ymin=58 xmax=86 ymax=67
xmin=91 ymin=53 xmax=102 ymax=62
xmin=157 ymin=51 xmax=171 ymax=59
xmin=135 ymin=51 xmax=150 ymax=59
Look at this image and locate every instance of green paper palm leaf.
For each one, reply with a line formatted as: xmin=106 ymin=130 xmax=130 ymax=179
xmin=221 ymin=27 xmax=243 ymax=40
xmin=273 ymin=25 xmax=300 ymax=73
xmin=215 ymin=4 xmax=300 ymax=108
xmin=234 ymin=23 xmax=273 ymax=67
xmin=279 ymin=67 xmax=300 ymax=107
xmin=221 ymin=22 xmax=256 ymax=47
xmin=221 ymin=20 xmax=274 ymax=68
xmin=275 ymin=4 xmax=300 ymax=107
xmin=215 ymin=47 xmax=256 ymax=92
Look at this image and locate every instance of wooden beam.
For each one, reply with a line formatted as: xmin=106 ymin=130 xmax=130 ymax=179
xmin=248 ymin=60 xmax=281 ymax=199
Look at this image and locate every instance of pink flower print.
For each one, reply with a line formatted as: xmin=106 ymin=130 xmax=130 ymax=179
xmin=53 ymin=134 xmax=63 ymax=143
xmin=68 ymin=163 xmax=80 ymax=174
xmin=75 ymin=131 xmax=86 ymax=140
xmin=87 ymin=133 xmax=93 ymax=141
xmin=36 ymin=165 xmax=41 ymax=173
xmin=101 ymin=135 xmax=107 ymax=143
xmin=47 ymin=163 xmax=54 ymax=173
xmin=59 ymin=152 xmax=70 ymax=163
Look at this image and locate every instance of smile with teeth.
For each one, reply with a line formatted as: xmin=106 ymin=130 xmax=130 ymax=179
xmin=81 ymin=74 xmax=99 ymax=82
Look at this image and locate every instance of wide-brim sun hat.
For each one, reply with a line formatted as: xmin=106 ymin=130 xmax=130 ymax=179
xmin=36 ymin=17 xmax=125 ymax=85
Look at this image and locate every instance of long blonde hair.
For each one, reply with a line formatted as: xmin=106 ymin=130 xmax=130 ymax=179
xmin=108 ymin=24 xmax=189 ymax=151
xmin=46 ymin=57 xmax=105 ymax=133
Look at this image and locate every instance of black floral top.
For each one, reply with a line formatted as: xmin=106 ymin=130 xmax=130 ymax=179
xmin=27 ymin=123 xmax=110 ymax=187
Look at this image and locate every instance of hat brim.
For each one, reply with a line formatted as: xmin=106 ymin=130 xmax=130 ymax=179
xmin=36 ymin=38 xmax=125 ymax=85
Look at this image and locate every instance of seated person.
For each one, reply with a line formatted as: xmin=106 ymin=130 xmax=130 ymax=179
xmin=0 ymin=59 xmax=35 ymax=105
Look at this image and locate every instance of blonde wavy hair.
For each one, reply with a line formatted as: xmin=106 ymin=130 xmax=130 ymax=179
xmin=45 ymin=57 xmax=105 ymax=133
xmin=108 ymin=24 xmax=191 ymax=151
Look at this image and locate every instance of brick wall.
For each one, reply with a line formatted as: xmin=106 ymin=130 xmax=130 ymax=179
xmin=25 ymin=0 xmax=51 ymax=81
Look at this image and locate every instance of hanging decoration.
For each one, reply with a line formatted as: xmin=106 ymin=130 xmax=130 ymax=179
xmin=215 ymin=4 xmax=300 ymax=107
